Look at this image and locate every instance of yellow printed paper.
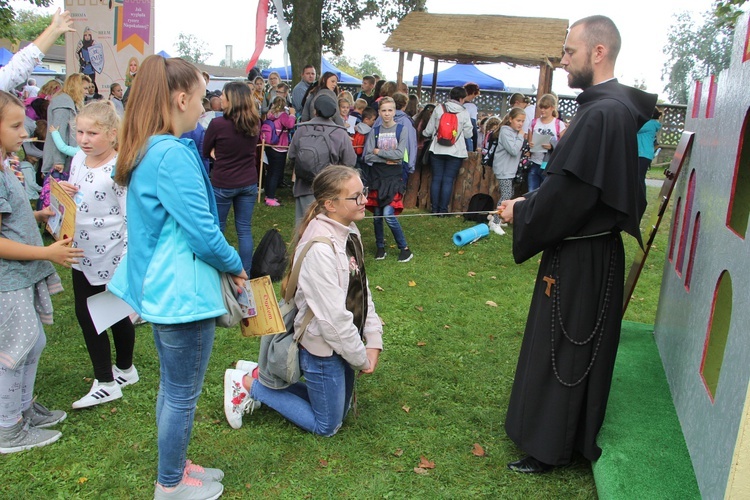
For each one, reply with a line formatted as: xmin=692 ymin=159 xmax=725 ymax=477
xmin=241 ymin=276 xmax=286 ymax=337
xmin=47 ymin=178 xmax=77 ymax=241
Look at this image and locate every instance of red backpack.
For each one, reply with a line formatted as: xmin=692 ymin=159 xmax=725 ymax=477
xmin=436 ymin=104 xmax=459 ymax=146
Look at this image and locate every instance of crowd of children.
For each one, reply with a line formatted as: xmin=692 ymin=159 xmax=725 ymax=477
xmin=2 ymin=37 xmax=574 ymax=496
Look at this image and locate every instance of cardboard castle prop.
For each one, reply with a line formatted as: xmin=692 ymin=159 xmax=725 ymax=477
xmin=654 ymin=11 xmax=750 ymax=499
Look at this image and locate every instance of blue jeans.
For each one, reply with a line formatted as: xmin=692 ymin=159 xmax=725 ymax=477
xmin=527 ymin=162 xmax=545 ymax=191
xmin=213 ymin=184 xmax=257 ymax=274
xmin=430 ymin=153 xmax=462 ymax=213
xmin=251 ymin=349 xmax=354 ymax=436
xmin=153 ymin=318 xmax=215 ymax=487
xmin=265 ymin=149 xmax=287 ymax=200
xmin=373 ymin=204 xmax=408 ymax=250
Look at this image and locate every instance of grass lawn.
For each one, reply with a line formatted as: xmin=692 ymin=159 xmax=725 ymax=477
xmin=0 ymin=185 xmax=671 ymax=499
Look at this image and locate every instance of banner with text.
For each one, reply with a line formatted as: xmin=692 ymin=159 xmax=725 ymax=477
xmin=65 ymin=0 xmax=155 ymax=97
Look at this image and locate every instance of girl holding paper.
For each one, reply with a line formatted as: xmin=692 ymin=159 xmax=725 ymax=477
xmin=57 ymin=101 xmax=136 ymax=410
xmin=526 ymin=93 xmax=567 ymax=191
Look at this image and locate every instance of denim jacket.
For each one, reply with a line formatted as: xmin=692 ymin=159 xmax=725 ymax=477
xmin=108 ymin=135 xmax=243 ymax=324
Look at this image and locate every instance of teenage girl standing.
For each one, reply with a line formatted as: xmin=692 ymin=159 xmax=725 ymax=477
xmin=108 ymin=56 xmax=246 ymax=499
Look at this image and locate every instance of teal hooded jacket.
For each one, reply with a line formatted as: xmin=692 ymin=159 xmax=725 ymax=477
xmin=108 ymin=135 xmax=243 ymax=324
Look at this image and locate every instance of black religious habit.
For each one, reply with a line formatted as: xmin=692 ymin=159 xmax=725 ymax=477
xmin=504 ymin=79 xmax=657 ymax=465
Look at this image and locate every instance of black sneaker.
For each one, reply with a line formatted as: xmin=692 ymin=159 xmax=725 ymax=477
xmin=398 ymin=248 xmax=413 ymax=262
xmin=375 ymin=248 xmax=387 ymax=260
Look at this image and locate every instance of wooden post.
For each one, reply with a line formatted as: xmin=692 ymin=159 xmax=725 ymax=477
xmin=536 ymin=59 xmax=554 ymax=116
xmin=416 ymin=55 xmax=425 ymax=101
xmin=430 ymin=59 xmax=439 ymax=102
xmin=397 ymin=50 xmax=405 ymax=86
xmin=257 ymin=141 xmax=266 ymax=202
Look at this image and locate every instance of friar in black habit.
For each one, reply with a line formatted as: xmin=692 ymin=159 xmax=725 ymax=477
xmin=499 ymin=15 xmax=658 ymax=473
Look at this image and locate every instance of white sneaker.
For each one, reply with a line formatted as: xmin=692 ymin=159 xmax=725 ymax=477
xmin=224 ymin=369 xmax=260 ymax=429
xmin=488 ymin=220 xmax=506 ymax=236
xmin=112 ymin=364 xmax=140 ymax=387
xmin=72 ymin=380 xmax=122 ymax=409
xmin=235 ymin=360 xmax=258 ymax=374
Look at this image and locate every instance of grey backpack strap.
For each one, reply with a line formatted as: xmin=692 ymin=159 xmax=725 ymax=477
xmin=284 ymin=236 xmax=335 ymax=342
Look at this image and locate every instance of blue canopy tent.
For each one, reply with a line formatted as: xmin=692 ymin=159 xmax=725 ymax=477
xmin=156 ymin=50 xmax=172 ymax=58
xmin=262 ymin=58 xmax=359 ymax=83
xmin=412 ymin=64 xmax=506 ymax=91
xmin=0 ymin=47 xmax=14 ymax=66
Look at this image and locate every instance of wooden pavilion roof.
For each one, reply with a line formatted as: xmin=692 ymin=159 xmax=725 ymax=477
xmin=385 ymin=12 xmax=569 ymax=67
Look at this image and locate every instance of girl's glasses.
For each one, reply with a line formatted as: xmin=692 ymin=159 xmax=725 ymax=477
xmin=340 ymin=188 xmax=369 ymax=206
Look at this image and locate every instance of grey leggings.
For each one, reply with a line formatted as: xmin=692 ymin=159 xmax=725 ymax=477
xmin=0 ymin=331 xmax=45 ymax=426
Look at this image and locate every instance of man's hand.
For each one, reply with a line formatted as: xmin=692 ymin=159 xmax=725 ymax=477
xmin=499 ymin=197 xmax=525 ymax=224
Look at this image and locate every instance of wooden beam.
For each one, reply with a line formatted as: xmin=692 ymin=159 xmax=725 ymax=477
xmin=430 ymin=58 xmax=439 ymax=102
xmin=536 ymin=59 xmax=554 ymax=116
xmin=416 ymin=55 xmax=425 ymax=98
xmin=397 ymin=50 xmax=405 ymax=86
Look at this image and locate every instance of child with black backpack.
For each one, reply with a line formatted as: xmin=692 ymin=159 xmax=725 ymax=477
xmin=363 ymin=97 xmax=413 ymax=262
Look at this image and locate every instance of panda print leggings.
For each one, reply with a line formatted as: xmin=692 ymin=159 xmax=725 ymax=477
xmin=72 ymin=269 xmax=135 ymax=383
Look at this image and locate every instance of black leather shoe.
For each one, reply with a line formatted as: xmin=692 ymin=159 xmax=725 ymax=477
xmin=507 ymin=455 xmax=555 ymax=473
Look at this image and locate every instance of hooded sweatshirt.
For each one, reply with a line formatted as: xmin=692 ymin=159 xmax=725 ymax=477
xmin=422 ymin=99 xmax=473 ymax=158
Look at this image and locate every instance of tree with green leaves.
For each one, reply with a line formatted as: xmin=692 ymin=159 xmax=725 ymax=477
xmin=266 ymin=0 xmax=424 ymax=85
xmin=174 ymin=33 xmax=212 ymax=64
xmin=9 ymin=9 xmax=64 ymax=44
xmin=0 ymin=0 xmax=51 ymax=41
xmin=662 ymin=1 xmax=743 ymax=104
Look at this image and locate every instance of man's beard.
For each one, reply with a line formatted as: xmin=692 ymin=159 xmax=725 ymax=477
xmin=567 ymin=63 xmax=594 ymax=90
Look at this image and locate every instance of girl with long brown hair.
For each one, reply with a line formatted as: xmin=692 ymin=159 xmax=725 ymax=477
xmin=108 ymin=55 xmax=245 ymax=499
xmin=203 ymin=81 xmax=260 ymax=275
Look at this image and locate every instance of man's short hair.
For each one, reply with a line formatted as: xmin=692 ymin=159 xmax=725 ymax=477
xmin=464 ymin=82 xmax=480 ymax=96
xmin=392 ymin=92 xmax=408 ymax=110
xmin=571 ymin=15 xmax=621 ymax=61
xmin=449 ymin=86 xmax=467 ymax=101
xmin=362 ymin=75 xmax=375 ymax=85
xmin=27 ymin=78 xmax=36 ymax=86
xmin=276 ymin=82 xmax=289 ymax=91
xmin=302 ymin=65 xmax=315 ymax=74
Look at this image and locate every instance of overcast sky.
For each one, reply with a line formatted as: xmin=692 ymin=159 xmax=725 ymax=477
xmin=17 ymin=0 xmax=727 ymax=101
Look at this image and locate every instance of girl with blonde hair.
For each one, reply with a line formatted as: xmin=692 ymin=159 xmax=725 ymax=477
xmin=225 ymin=165 xmax=383 ymax=435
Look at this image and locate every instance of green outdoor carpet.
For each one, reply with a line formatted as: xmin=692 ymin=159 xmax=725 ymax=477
xmin=592 ymin=321 xmax=700 ymax=499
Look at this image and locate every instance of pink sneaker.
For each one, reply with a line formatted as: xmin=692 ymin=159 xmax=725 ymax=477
xmin=265 ymin=197 xmax=281 ymax=207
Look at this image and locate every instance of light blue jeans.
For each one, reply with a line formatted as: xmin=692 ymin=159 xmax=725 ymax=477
xmin=213 ymin=184 xmax=257 ymax=275
xmin=251 ymin=349 xmax=354 ymax=437
xmin=373 ymin=204 xmax=408 ymax=250
xmin=153 ymin=318 xmax=215 ymax=487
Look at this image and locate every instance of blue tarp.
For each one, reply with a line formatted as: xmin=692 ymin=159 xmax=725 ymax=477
xmin=261 ymin=58 xmax=360 ymax=83
xmin=156 ymin=50 xmax=172 ymax=58
xmin=412 ymin=64 xmax=506 ymax=91
xmin=0 ymin=47 xmax=14 ymax=66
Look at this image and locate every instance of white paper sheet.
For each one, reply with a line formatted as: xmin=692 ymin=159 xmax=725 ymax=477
xmin=530 ymin=132 xmax=552 ymax=153
xmin=87 ymin=290 xmax=135 ymax=334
